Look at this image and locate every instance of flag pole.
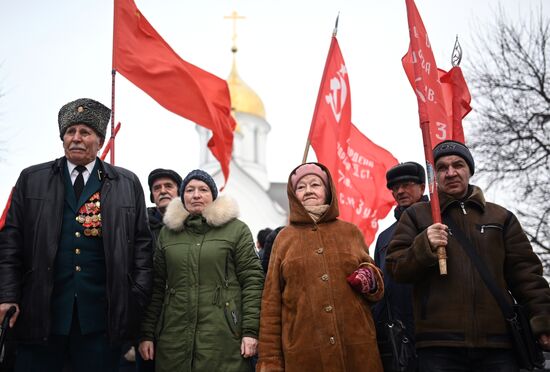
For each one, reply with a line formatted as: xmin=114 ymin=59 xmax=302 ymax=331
xmin=419 ymin=122 xmax=447 ymax=275
xmin=302 ymin=13 xmax=340 ymax=164
xmin=110 ymin=69 xmax=116 ymax=165
xmin=110 ymin=0 xmax=117 ymax=165
xmin=405 ymin=0 xmax=447 ymax=275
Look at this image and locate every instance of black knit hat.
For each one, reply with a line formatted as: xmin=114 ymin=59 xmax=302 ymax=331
xmin=148 ymin=168 xmax=183 ymax=203
xmin=181 ymin=169 xmax=218 ymax=200
xmin=433 ymin=140 xmax=475 ymax=175
xmin=58 ymin=98 xmax=111 ymax=139
xmin=386 ymin=162 xmax=426 ymax=189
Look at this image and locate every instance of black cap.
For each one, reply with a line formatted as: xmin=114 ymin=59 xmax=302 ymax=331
xmin=433 ymin=140 xmax=475 ymax=175
xmin=386 ymin=162 xmax=426 ymax=189
xmin=148 ymin=169 xmax=183 ymax=203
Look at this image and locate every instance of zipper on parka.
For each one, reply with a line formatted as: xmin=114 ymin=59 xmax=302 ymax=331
xmin=224 ymin=253 xmax=230 ymax=288
xmin=212 ymin=285 xmax=221 ymax=305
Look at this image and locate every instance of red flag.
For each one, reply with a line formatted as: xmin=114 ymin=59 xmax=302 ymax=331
xmin=309 ymin=36 xmax=397 ymax=245
xmin=404 ymin=64 xmax=472 ymax=144
xmin=439 ymin=66 xmax=471 ymax=143
xmin=113 ymin=0 xmax=236 ymax=184
xmin=402 ymin=0 xmax=451 ymax=147
xmin=308 ymin=37 xmax=352 ymax=173
xmin=337 ymin=124 xmax=398 ymax=244
xmin=0 ymin=187 xmax=14 ymax=231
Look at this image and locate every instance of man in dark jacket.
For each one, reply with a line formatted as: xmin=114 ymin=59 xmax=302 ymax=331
xmin=373 ymin=161 xmax=426 ymax=371
xmin=0 ymin=98 xmax=153 ymax=372
xmin=386 ymin=140 xmax=550 ymax=371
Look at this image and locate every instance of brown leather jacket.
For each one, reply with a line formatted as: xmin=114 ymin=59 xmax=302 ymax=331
xmin=386 ymin=185 xmax=550 ymax=349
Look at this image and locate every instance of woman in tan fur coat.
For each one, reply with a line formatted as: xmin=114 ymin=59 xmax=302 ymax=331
xmin=257 ymin=163 xmax=384 ymax=372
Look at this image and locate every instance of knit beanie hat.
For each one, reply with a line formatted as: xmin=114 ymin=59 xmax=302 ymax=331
xmin=386 ymin=162 xmax=426 ymax=189
xmin=290 ymin=163 xmax=329 ymax=190
xmin=148 ymin=168 xmax=183 ymax=203
xmin=433 ymin=140 xmax=475 ymax=175
xmin=181 ymin=169 xmax=218 ymax=200
xmin=58 ymin=98 xmax=111 ymax=139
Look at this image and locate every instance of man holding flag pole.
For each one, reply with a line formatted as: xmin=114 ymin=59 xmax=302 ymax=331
xmin=386 ymin=1 xmax=550 ymax=370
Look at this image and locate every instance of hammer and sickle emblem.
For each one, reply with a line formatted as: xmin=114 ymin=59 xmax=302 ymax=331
xmin=324 ymin=64 xmax=348 ymax=122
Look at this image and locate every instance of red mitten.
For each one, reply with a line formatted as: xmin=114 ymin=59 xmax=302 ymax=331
xmin=346 ymin=267 xmax=377 ymax=295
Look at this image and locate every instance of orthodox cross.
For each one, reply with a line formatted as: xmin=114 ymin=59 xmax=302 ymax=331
xmin=224 ymin=10 xmax=245 ymax=53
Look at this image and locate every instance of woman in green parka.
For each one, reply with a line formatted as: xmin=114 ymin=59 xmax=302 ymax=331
xmin=139 ymin=169 xmax=264 ymax=372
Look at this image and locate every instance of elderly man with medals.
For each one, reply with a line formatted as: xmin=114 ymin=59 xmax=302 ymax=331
xmin=0 ymin=98 xmax=153 ymax=372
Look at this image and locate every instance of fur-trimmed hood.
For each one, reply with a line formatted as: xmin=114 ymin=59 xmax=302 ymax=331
xmin=163 ymin=195 xmax=240 ymax=232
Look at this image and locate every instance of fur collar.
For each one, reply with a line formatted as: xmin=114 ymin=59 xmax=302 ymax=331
xmin=163 ymin=195 xmax=240 ymax=232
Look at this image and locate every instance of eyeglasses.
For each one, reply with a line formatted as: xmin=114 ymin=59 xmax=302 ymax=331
xmin=391 ymin=181 xmax=417 ymax=192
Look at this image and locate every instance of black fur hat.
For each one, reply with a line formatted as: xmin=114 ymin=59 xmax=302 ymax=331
xmin=386 ymin=162 xmax=426 ymax=189
xmin=58 ymin=98 xmax=111 ymax=139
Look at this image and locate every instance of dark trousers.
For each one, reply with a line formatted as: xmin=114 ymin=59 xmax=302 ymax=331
xmin=14 ymin=307 xmax=120 ymax=372
xmin=417 ymin=347 xmax=519 ymax=372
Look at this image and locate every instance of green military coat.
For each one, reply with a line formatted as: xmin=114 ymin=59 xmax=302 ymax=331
xmin=140 ymin=195 xmax=264 ymax=372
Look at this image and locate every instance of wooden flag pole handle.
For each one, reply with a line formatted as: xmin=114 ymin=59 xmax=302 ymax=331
xmin=437 ymin=246 xmax=447 ymax=275
xmin=302 ymin=138 xmax=311 ymax=164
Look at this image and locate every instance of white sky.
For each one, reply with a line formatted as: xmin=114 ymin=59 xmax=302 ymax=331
xmin=0 ymin=0 xmax=546 ymax=236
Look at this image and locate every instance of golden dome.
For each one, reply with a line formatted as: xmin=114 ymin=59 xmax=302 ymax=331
xmin=227 ymin=55 xmax=266 ymax=119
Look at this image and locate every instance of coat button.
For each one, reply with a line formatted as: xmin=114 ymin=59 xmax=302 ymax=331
xmin=75 ymin=265 xmax=82 ymax=272
xmin=316 ymin=248 xmax=324 ymax=254
xmin=75 ymin=232 xmax=81 ymax=238
xmin=321 ymin=274 xmax=329 ymax=281
xmin=75 ymin=248 xmax=81 ymax=255
xmin=329 ymin=336 xmax=335 ymax=344
xmin=324 ymin=305 xmax=333 ymax=312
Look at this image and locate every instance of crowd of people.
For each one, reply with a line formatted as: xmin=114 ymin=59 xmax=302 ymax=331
xmin=0 ymin=97 xmax=550 ymax=372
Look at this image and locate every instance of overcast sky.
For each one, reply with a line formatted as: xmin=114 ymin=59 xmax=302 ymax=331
xmin=1 ymin=0 xmax=546 ymax=234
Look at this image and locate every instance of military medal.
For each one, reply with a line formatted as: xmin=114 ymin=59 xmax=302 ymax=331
xmin=77 ymin=192 xmax=102 ymax=237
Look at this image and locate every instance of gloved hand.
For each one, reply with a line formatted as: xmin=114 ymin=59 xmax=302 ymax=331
xmin=346 ymin=266 xmax=377 ymax=295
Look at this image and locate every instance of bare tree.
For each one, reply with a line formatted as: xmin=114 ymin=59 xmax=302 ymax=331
xmin=466 ymin=6 xmax=550 ymax=269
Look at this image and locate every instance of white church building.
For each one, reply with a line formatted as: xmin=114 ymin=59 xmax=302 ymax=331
xmin=196 ymin=45 xmax=288 ymax=238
